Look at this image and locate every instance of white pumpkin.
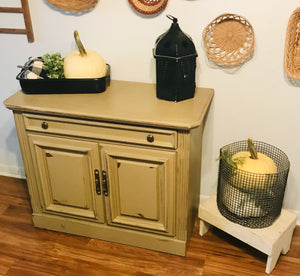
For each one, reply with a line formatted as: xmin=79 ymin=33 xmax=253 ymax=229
xmin=64 ymin=30 xmax=106 ymax=79
xmin=222 ymin=184 xmax=267 ymax=217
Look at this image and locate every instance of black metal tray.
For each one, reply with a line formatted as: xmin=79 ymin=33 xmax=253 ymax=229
xmin=17 ymin=64 xmax=110 ymax=94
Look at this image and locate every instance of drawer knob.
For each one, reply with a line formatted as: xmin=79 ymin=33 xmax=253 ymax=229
xmin=147 ymin=134 xmax=154 ymax=143
xmin=41 ymin=122 xmax=48 ymax=129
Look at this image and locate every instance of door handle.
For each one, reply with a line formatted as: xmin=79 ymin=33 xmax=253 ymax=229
xmin=94 ymin=169 xmax=101 ymax=195
xmin=102 ymin=171 xmax=109 ymax=196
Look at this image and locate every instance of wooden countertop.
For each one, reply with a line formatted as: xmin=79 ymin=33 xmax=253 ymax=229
xmin=4 ymin=80 xmax=214 ymax=130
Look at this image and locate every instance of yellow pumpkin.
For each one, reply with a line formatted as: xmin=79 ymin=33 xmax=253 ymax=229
xmin=232 ymin=151 xmax=277 ymax=174
xmin=64 ymin=30 xmax=106 ymax=79
xmin=230 ymin=138 xmax=277 ymax=189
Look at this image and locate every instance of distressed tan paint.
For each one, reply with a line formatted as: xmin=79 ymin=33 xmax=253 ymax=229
xmin=4 ymin=80 xmax=213 ymax=256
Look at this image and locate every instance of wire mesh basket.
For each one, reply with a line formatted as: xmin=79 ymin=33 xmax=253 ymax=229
xmin=217 ymin=140 xmax=290 ymax=228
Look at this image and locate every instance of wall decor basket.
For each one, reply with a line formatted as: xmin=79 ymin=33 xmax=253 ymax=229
xmin=128 ymin=0 xmax=168 ymax=15
xmin=217 ymin=140 xmax=290 ymax=228
xmin=284 ymin=7 xmax=300 ymax=79
xmin=203 ymin=13 xmax=255 ymax=67
xmin=47 ymin=0 xmax=98 ymax=12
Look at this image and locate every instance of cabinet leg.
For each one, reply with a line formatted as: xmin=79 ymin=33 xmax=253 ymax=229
xmin=199 ymin=219 xmax=210 ymax=236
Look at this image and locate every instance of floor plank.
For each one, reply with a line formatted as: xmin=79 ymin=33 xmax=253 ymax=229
xmin=0 ymin=176 xmax=299 ymax=275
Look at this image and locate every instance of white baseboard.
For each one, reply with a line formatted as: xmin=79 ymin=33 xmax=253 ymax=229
xmin=200 ymin=194 xmax=300 ymax=226
xmin=0 ymin=164 xmax=25 ymax=179
xmin=200 ymin=194 xmax=210 ymax=203
xmin=288 ymin=210 xmax=300 ymax=226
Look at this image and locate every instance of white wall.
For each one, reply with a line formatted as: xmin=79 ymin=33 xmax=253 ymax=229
xmin=1 ymin=0 xmax=299 ymax=220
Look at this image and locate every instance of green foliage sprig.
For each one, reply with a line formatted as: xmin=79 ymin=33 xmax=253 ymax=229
xmin=218 ymin=149 xmax=246 ymax=168
xmin=42 ymin=52 xmax=64 ymax=79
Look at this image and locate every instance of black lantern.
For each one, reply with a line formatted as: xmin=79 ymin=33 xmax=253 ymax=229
xmin=153 ymin=15 xmax=198 ymax=102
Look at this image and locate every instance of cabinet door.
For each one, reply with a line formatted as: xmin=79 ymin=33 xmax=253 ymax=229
xmin=28 ymin=134 xmax=105 ymax=222
xmin=101 ymin=143 xmax=176 ymax=236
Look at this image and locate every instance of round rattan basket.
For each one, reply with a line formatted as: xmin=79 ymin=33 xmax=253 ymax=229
xmin=203 ymin=13 xmax=255 ymax=67
xmin=128 ymin=0 xmax=168 ymax=15
xmin=47 ymin=0 xmax=98 ymax=12
xmin=284 ymin=7 xmax=300 ymax=79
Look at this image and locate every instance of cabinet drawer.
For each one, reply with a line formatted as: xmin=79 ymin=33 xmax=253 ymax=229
xmin=23 ymin=114 xmax=177 ymax=149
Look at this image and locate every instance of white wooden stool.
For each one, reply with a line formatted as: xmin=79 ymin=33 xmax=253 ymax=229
xmin=198 ymin=194 xmax=297 ymax=274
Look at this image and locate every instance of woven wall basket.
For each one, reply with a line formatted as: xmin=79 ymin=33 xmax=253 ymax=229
xmin=284 ymin=7 xmax=300 ymax=79
xmin=128 ymin=0 xmax=168 ymax=15
xmin=203 ymin=13 xmax=255 ymax=67
xmin=47 ymin=0 xmax=98 ymax=12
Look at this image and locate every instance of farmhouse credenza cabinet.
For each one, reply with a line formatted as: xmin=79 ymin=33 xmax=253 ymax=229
xmin=4 ymin=80 xmax=213 ymax=256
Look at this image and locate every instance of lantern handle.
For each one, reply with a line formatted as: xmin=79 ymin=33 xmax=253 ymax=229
xmin=166 ymin=14 xmax=178 ymax=23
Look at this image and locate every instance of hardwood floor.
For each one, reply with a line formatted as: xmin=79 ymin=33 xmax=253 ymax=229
xmin=0 ymin=175 xmax=299 ymax=276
